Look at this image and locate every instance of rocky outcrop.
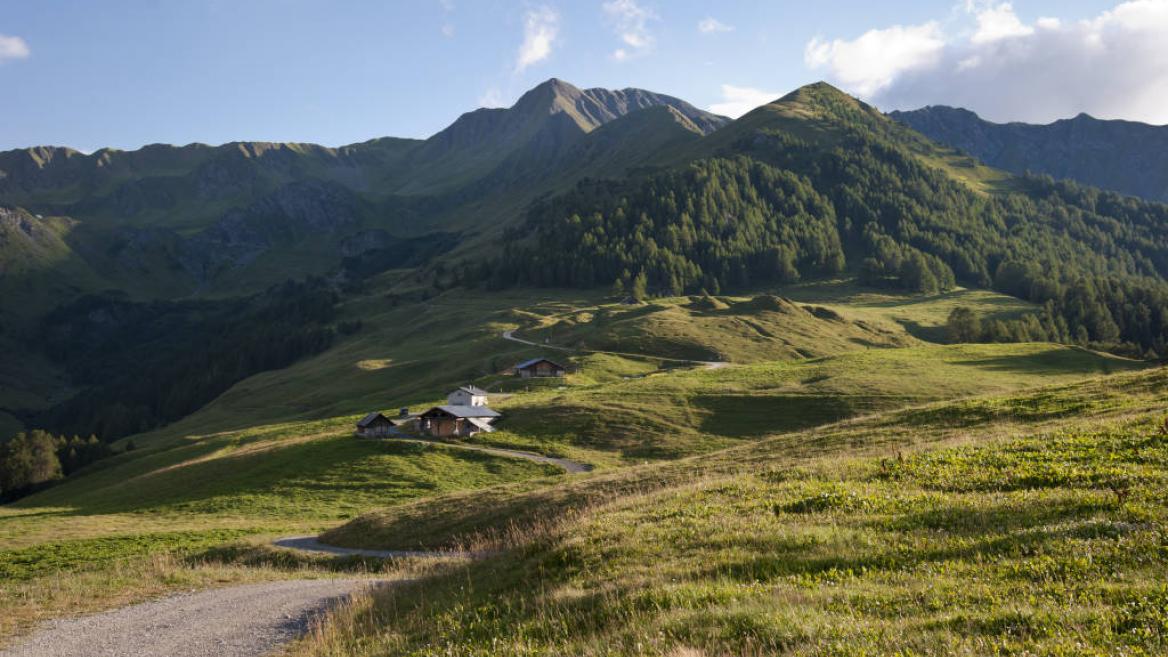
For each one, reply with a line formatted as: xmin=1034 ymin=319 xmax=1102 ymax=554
xmin=179 ymin=180 xmax=361 ymax=281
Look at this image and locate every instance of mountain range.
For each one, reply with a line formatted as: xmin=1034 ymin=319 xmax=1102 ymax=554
xmin=890 ymin=106 xmax=1168 ymax=203
xmin=0 ymin=79 xmax=727 ymax=308
xmin=6 ymin=77 xmax=1168 ymax=442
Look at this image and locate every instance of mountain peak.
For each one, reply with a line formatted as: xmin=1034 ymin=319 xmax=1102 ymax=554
xmin=776 ymin=81 xmax=859 ymax=109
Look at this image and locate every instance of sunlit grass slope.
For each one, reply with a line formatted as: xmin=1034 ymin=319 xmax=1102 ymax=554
xmin=304 ymin=366 xmax=1168 ymax=657
xmin=487 ymin=342 xmax=1142 ymax=460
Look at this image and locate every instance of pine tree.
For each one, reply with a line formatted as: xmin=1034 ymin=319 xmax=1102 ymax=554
xmin=631 ymin=271 xmax=649 ymax=301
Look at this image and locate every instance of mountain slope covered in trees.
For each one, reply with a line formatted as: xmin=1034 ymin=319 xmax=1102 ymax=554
xmin=479 ymin=83 xmax=1168 ymax=357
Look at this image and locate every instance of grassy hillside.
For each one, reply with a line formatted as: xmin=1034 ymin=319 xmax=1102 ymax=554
xmin=3 ymin=277 xmax=1146 ymax=644
xmin=301 ymin=366 xmax=1168 ymax=657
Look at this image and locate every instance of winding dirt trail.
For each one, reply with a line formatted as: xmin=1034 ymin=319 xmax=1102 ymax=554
xmin=0 ymin=579 xmax=384 ymax=657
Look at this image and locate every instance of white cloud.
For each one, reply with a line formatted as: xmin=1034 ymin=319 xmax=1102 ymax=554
xmin=603 ymin=0 xmax=656 ymax=60
xmin=698 ymin=17 xmax=733 ymax=34
xmin=0 ymin=34 xmax=30 ymax=63
xmin=805 ymin=0 xmax=1168 ymax=125
xmin=441 ymin=23 xmax=455 ymax=38
xmin=970 ymin=2 xmax=1033 ymax=43
xmin=515 ymin=6 xmax=559 ymax=72
xmin=804 ymin=22 xmax=945 ymax=96
xmin=708 ymin=84 xmax=781 ymax=118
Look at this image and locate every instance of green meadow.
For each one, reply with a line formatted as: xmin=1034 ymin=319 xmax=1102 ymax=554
xmin=0 ymin=279 xmax=1160 ymax=653
xmin=302 ymin=367 xmax=1168 ymax=657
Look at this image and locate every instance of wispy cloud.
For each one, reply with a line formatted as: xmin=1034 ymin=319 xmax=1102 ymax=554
xmin=438 ymin=0 xmax=455 ymax=38
xmin=697 ymin=17 xmax=733 ymax=34
xmin=708 ymin=84 xmax=780 ymax=118
xmin=516 ymin=5 xmax=560 ymax=72
xmin=515 ymin=6 xmax=559 ymax=72
xmin=805 ymin=0 xmax=1168 ymax=124
xmin=0 ymin=33 xmax=30 ymax=63
xmin=603 ymin=0 xmax=656 ymax=61
xmin=478 ymin=87 xmax=506 ymax=108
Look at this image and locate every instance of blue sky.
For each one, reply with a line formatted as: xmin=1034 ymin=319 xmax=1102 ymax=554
xmin=0 ymin=1 xmax=1153 ymax=152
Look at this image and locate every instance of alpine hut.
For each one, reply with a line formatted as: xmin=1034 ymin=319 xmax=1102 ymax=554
xmin=355 ymin=412 xmax=395 ymax=437
xmin=514 ymin=357 xmax=567 ymax=378
xmin=418 ymin=405 xmax=501 ymax=438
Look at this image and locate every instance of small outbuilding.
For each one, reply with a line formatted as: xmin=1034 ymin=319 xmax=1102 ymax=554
xmin=514 ymin=357 xmax=566 ymax=378
xmin=355 ymin=412 xmax=395 ymax=437
xmin=447 ymin=385 xmax=489 ymax=407
xmin=418 ymin=405 xmax=501 ymax=438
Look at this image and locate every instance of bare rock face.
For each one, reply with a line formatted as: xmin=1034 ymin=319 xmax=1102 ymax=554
xmin=179 ymin=180 xmax=360 ymax=281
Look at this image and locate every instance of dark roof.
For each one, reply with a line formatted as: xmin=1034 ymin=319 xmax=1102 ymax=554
xmin=515 ymin=357 xmax=566 ymax=370
xmin=424 ymin=405 xmax=501 ymax=419
xmin=457 ymin=385 xmax=489 ymax=396
xmin=356 ymin=412 xmax=391 ymax=427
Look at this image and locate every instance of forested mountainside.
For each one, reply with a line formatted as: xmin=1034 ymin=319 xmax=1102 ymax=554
xmin=891 ymin=105 xmax=1168 ymax=203
xmin=5 ymin=79 xmax=1168 ymax=447
xmin=481 ymin=84 xmax=1168 ymax=357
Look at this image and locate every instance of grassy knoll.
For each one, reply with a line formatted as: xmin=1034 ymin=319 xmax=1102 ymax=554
xmin=485 ymin=342 xmax=1144 ymax=460
xmin=301 ymin=366 xmax=1168 ymax=656
xmin=772 ymin=279 xmax=1038 ymax=342
xmin=513 ymin=293 xmax=914 ymax=363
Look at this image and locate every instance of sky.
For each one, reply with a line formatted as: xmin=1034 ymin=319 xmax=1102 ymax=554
xmin=1 ymin=0 xmax=1162 ymax=152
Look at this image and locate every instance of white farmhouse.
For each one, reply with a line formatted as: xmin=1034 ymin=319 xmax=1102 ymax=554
xmin=447 ymin=385 xmax=489 ymax=407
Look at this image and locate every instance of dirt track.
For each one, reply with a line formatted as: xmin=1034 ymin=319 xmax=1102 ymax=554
xmin=0 ymin=578 xmax=382 ymax=657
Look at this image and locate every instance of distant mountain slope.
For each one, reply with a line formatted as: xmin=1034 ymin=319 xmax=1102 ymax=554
xmin=396 ymin=78 xmax=727 ymax=194
xmin=0 ymin=79 xmax=727 ymax=302
xmin=890 ymin=106 xmax=1168 ymax=203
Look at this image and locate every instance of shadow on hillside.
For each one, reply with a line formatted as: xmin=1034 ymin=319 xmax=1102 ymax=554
xmin=701 ymin=496 xmax=1112 ymax=583
xmin=27 ymin=435 xmax=510 ymax=516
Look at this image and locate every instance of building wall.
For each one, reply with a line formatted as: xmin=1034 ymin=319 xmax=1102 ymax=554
xmin=448 ymin=391 xmax=489 ymax=406
xmin=519 ymin=363 xmax=564 ymax=377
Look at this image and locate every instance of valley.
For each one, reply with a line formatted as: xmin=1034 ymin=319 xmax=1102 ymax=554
xmin=2 ymin=76 xmax=1167 ymax=656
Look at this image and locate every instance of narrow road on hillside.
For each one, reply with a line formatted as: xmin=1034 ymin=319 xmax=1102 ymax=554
xmin=501 ymin=329 xmax=729 ymax=369
xmin=0 ymin=579 xmax=383 ymax=657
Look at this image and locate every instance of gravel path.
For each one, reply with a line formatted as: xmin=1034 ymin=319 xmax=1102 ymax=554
xmin=0 ymin=578 xmax=383 ymax=657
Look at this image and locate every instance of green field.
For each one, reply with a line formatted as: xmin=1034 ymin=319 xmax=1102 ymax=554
xmin=302 ymin=367 xmax=1168 ymax=657
xmin=0 ymin=279 xmax=1160 ymax=653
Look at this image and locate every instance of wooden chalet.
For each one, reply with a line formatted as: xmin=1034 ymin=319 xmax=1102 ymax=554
xmin=514 ymin=357 xmax=566 ymax=378
xmin=418 ymin=405 xmax=501 ymax=438
xmin=355 ymin=412 xmax=394 ymax=437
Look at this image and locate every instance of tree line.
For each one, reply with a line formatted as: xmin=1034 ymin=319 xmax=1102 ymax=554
xmin=32 ymin=278 xmax=341 ymax=440
xmin=0 ymin=430 xmax=121 ymax=502
xmin=462 ymin=117 xmax=1168 ymax=357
